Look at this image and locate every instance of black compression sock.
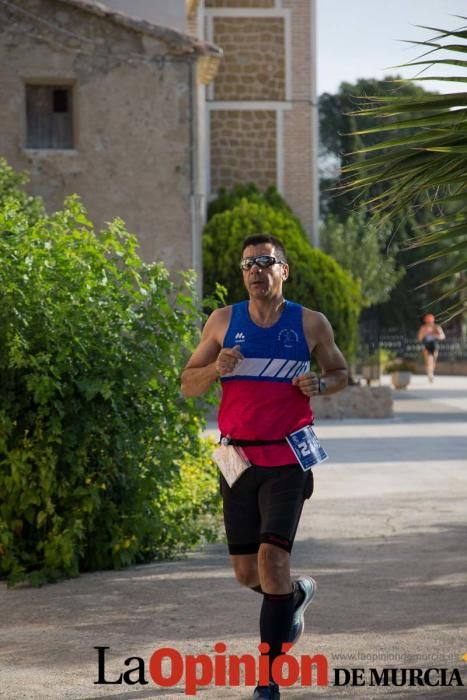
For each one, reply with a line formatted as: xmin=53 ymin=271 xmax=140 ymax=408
xmin=251 ymin=585 xmax=263 ymax=594
xmin=260 ymin=591 xmax=295 ymax=669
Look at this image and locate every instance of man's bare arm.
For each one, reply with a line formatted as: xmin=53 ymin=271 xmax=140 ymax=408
xmin=181 ymin=307 xmax=243 ymax=397
xmin=312 ymin=313 xmax=348 ymax=394
xmin=292 ymin=310 xmax=348 ymax=397
xmin=180 ymin=310 xmax=222 ymax=397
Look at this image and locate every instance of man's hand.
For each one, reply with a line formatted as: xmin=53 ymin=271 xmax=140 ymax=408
xmin=292 ymin=371 xmax=320 ymax=397
xmin=216 ymin=345 xmax=244 ymax=376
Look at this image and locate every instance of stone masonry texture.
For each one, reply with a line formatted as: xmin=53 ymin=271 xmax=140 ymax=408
xmin=282 ymin=0 xmax=315 ymax=237
xmin=212 ymin=17 xmax=285 ymax=102
xmin=205 ymin=0 xmax=317 ymax=240
xmin=210 ymin=110 xmax=276 ymax=192
xmin=313 ymin=386 xmax=394 ymax=419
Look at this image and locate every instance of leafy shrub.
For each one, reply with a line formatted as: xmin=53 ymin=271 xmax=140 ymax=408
xmin=207 ymin=183 xmax=306 ymax=234
xmin=384 ymin=359 xmax=417 ymax=374
xmin=0 ymin=183 xmax=221 ymax=585
xmin=156 ymin=436 xmax=222 ymax=557
xmin=321 ymin=210 xmax=404 ymax=308
xmin=0 ymin=157 xmax=44 ymax=224
xmin=203 ymin=198 xmax=362 ymax=361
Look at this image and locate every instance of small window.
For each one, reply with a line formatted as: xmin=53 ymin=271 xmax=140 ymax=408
xmin=26 ymin=85 xmax=74 ymax=149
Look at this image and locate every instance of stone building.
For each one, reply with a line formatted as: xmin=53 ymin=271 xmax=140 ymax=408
xmin=100 ymin=0 xmax=320 ymax=244
xmin=0 ymin=0 xmax=318 ymax=281
xmin=0 ymin=0 xmax=221 ymax=275
xmin=202 ymin=0 xmax=319 ymax=244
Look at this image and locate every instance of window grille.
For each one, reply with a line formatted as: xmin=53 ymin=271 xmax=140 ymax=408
xmin=26 ymin=85 xmax=74 ymax=149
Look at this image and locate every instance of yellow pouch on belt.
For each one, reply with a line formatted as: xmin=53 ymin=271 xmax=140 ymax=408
xmin=212 ymin=444 xmax=251 ymax=487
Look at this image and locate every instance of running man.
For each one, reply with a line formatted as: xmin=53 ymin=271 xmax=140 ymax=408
xmin=417 ymin=313 xmax=446 ymax=382
xmin=181 ymin=234 xmax=348 ymax=699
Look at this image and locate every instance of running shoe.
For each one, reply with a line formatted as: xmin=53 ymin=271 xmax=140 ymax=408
xmin=253 ymin=682 xmax=280 ymax=699
xmin=288 ymin=575 xmax=317 ymax=645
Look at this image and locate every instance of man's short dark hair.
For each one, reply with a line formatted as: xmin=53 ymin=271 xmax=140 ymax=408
xmin=241 ymin=234 xmax=287 ymax=262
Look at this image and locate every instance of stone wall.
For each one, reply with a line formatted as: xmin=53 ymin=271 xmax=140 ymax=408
xmin=281 ymin=0 xmax=316 ymax=240
xmin=205 ymin=0 xmax=318 ymax=242
xmin=206 ymin=0 xmax=275 ymax=8
xmin=212 ymin=17 xmax=285 ymax=101
xmin=207 ymin=385 xmax=394 ymax=422
xmin=283 ymin=105 xmax=314 ymax=236
xmin=187 ymin=13 xmax=198 ymax=36
xmin=210 ymin=110 xmax=276 ymax=191
xmin=414 ymin=362 xmax=467 ymax=376
xmin=312 ymin=386 xmax=394 ymax=419
xmin=0 ymin=0 xmax=198 ymax=270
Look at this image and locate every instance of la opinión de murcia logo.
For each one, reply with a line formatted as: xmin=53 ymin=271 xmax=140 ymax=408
xmin=334 ymin=667 xmax=464 ymax=688
xmin=94 ymin=645 xmax=464 ymax=695
xmin=94 ymin=644 xmax=327 ymax=695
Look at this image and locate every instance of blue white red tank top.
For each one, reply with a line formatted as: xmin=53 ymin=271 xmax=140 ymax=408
xmin=218 ymin=300 xmax=313 ymax=467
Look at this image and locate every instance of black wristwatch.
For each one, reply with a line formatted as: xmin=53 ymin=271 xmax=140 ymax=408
xmin=318 ymin=378 xmax=327 ymax=394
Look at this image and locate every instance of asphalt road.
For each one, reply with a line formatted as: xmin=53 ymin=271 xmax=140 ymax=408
xmin=1 ymin=375 xmax=466 ymax=699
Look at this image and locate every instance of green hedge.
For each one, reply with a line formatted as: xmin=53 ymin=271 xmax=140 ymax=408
xmin=0 ymin=168 xmax=221 ymax=585
xmin=208 ymin=183 xmax=300 ymax=226
xmin=203 ymin=198 xmax=362 ymax=362
xmin=0 ymin=158 xmax=44 ymax=223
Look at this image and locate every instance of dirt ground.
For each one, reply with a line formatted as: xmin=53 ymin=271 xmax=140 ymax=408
xmin=1 ymin=375 xmax=467 ymax=699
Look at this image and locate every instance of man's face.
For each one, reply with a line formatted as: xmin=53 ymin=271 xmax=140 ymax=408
xmin=241 ymin=243 xmax=289 ymax=299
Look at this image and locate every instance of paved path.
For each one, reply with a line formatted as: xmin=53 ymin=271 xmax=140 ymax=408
xmin=1 ymin=375 xmax=467 ymax=699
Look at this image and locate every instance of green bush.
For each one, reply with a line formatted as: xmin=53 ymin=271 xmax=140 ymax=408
xmin=207 ymin=183 xmax=306 ymax=234
xmin=203 ymin=198 xmax=362 ymax=362
xmin=384 ymin=359 xmax=417 ymax=374
xmin=321 ymin=211 xmax=404 ymax=308
xmin=0 ymin=157 xmax=44 ymax=224
xmin=0 ymin=184 xmax=221 ymax=585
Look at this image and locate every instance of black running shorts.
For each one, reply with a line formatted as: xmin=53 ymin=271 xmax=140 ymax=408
xmin=423 ymin=340 xmax=438 ymax=355
xmin=220 ymin=464 xmax=314 ymax=555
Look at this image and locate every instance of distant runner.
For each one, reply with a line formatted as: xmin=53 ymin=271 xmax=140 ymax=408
xmin=417 ymin=313 xmax=446 ymax=382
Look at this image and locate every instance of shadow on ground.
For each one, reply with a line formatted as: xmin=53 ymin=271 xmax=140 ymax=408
xmin=2 ymin=520 xmax=466 ymax=670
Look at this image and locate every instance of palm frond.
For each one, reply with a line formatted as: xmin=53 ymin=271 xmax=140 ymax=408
xmin=341 ymin=20 xmax=467 ymax=317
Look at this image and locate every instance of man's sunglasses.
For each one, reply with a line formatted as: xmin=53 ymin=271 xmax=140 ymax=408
xmin=239 ymin=255 xmax=285 ymax=271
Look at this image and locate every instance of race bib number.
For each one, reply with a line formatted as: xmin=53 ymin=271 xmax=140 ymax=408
xmin=286 ymin=425 xmax=328 ymax=471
